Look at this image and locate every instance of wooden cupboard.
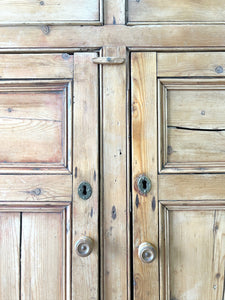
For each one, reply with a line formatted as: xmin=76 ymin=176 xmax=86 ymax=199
xmin=0 ymin=1 xmax=224 ymax=300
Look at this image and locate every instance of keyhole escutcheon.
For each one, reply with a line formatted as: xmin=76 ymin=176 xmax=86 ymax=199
xmin=135 ymin=174 xmax=152 ymax=196
xmin=78 ymin=181 xmax=92 ymax=200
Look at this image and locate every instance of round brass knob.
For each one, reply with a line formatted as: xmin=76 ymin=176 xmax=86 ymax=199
xmin=138 ymin=242 xmax=156 ymax=263
xmin=75 ymin=236 xmax=94 ymax=257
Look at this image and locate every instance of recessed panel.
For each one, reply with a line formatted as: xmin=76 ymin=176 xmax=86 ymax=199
xmin=159 ymin=79 xmax=225 ymax=173
xmin=128 ymin=0 xmax=225 ymax=24
xmin=0 ymin=81 xmax=72 ymax=173
xmin=0 ymin=0 xmax=101 ymax=25
xmin=160 ymin=203 xmax=225 ymax=300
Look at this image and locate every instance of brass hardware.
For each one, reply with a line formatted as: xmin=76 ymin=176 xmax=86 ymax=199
xmin=138 ymin=242 xmax=156 ymax=263
xmin=75 ymin=236 xmax=94 ymax=257
xmin=135 ymin=174 xmax=152 ymax=196
xmin=78 ymin=181 xmax=92 ymax=200
xmin=92 ymin=57 xmax=125 ymax=65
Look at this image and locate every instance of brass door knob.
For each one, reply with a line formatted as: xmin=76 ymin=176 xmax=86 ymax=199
xmin=75 ymin=236 xmax=94 ymax=257
xmin=138 ymin=242 xmax=156 ymax=263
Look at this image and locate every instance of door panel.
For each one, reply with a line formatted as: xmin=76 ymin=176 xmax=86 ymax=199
xmin=131 ymin=52 xmax=225 ymax=300
xmin=0 ymin=0 xmax=101 ymax=25
xmin=128 ymin=0 xmax=225 ymax=24
xmin=0 ymin=53 xmax=99 ymax=299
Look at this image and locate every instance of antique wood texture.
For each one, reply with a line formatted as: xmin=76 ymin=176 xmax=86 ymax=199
xmin=73 ymin=53 xmax=99 ymax=299
xmin=0 ymin=0 xmax=101 ymax=25
xmin=0 ymin=81 xmax=72 ymax=173
xmin=158 ymin=78 xmax=225 ymax=173
xmin=102 ymin=46 xmax=128 ymax=300
xmin=1 ymin=26 xmax=225 ymax=49
xmin=158 ymin=52 xmax=225 ymax=77
xmin=104 ymin=0 xmax=125 ymax=24
xmin=128 ymin=0 xmax=225 ymax=24
xmin=131 ymin=52 xmax=159 ymax=299
xmin=160 ymin=202 xmax=225 ymax=299
xmin=0 ymin=213 xmax=20 ymax=299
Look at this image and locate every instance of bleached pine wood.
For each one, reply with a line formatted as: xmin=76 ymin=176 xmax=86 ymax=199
xmin=0 ymin=0 xmax=100 ymax=25
xmin=160 ymin=203 xmax=225 ymax=299
xmin=131 ymin=52 xmax=159 ymax=299
xmin=0 ymin=175 xmax=72 ymax=201
xmin=102 ymin=46 xmax=128 ymax=300
xmin=104 ymin=0 xmax=125 ymax=24
xmin=0 ymin=213 xmax=20 ymax=300
xmin=158 ymin=52 xmax=225 ymax=77
xmin=21 ymin=211 xmax=68 ymax=299
xmin=0 ymin=26 xmax=225 ymax=49
xmin=0 ymin=54 xmax=73 ymax=78
xmin=128 ymin=0 xmax=225 ymax=23
xmin=73 ymin=53 xmax=99 ymax=300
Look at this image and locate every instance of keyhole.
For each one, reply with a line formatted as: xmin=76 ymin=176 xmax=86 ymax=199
xmin=142 ymin=179 xmax=147 ymax=191
xmin=82 ymin=185 xmax=87 ymax=195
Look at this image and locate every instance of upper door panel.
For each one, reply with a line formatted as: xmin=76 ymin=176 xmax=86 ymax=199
xmin=0 ymin=0 xmax=101 ymax=25
xmin=128 ymin=0 xmax=225 ymax=24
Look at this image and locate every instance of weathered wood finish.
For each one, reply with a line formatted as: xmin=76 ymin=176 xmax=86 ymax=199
xmin=73 ymin=53 xmax=99 ymax=300
xmin=128 ymin=0 xmax=225 ymax=24
xmin=131 ymin=52 xmax=159 ymax=299
xmin=102 ymin=46 xmax=128 ymax=300
xmin=0 ymin=213 xmax=20 ymax=300
xmin=0 ymin=0 xmax=101 ymax=25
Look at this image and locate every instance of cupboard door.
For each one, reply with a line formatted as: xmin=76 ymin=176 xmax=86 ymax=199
xmin=131 ymin=52 xmax=225 ymax=300
xmin=0 ymin=53 xmax=99 ymax=299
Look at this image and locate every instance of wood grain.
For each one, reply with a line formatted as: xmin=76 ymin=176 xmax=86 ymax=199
xmin=103 ymin=46 xmax=128 ymax=300
xmin=1 ymin=26 xmax=225 ymax=49
xmin=0 ymin=0 xmax=100 ymax=24
xmin=158 ymin=52 xmax=225 ymax=77
xmin=128 ymin=0 xmax=225 ymax=23
xmin=0 ymin=175 xmax=72 ymax=201
xmin=160 ymin=203 xmax=225 ymax=300
xmin=0 ymin=213 xmax=20 ymax=300
xmin=0 ymin=54 xmax=73 ymax=78
xmin=131 ymin=52 xmax=159 ymax=299
xmin=104 ymin=0 xmax=125 ymax=24
xmin=73 ymin=53 xmax=99 ymax=300
xmin=159 ymin=174 xmax=225 ymax=200
xmin=21 ymin=212 xmax=65 ymax=299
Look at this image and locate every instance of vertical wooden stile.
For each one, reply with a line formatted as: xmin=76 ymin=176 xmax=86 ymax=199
xmin=131 ymin=52 xmax=159 ymax=300
xmin=73 ymin=53 xmax=99 ymax=300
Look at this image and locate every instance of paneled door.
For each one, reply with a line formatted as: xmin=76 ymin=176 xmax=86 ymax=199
xmin=0 ymin=53 xmax=99 ymax=299
xmin=131 ymin=52 xmax=225 ymax=299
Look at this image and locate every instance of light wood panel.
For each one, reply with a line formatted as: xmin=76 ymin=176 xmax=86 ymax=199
xmin=158 ymin=52 xmax=225 ymax=77
xmin=0 ymin=0 xmax=101 ymax=25
xmin=102 ymin=46 xmax=128 ymax=300
xmin=21 ymin=211 xmax=68 ymax=299
xmin=0 ymin=213 xmax=20 ymax=300
xmin=159 ymin=174 xmax=225 ymax=200
xmin=128 ymin=0 xmax=225 ymax=24
xmin=0 ymin=175 xmax=72 ymax=201
xmin=1 ymin=26 xmax=225 ymax=49
xmin=104 ymin=0 xmax=125 ymax=24
xmin=0 ymin=54 xmax=73 ymax=78
xmin=131 ymin=52 xmax=159 ymax=299
xmin=160 ymin=203 xmax=225 ymax=300
xmin=73 ymin=53 xmax=99 ymax=300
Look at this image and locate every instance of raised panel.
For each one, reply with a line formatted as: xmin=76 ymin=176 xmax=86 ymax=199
xmin=128 ymin=0 xmax=225 ymax=24
xmin=0 ymin=0 xmax=101 ymax=25
xmin=160 ymin=202 xmax=225 ymax=300
xmin=159 ymin=79 xmax=225 ymax=173
xmin=0 ymin=81 xmax=72 ymax=173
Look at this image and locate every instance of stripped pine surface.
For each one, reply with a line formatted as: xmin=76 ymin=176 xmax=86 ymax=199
xmin=131 ymin=52 xmax=159 ymax=299
xmin=102 ymin=46 xmax=128 ymax=300
xmin=73 ymin=53 xmax=99 ymax=300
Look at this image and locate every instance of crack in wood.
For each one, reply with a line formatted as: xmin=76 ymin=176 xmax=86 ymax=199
xmin=168 ymin=125 xmax=225 ymax=132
